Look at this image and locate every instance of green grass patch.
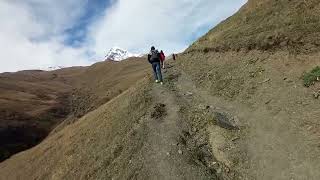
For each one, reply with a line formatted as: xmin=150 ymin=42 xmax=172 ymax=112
xmin=303 ymin=66 xmax=320 ymax=87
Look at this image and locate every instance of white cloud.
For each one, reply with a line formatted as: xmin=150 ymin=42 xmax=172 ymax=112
xmin=0 ymin=0 xmax=247 ymax=72
xmin=0 ymin=0 xmax=90 ymax=72
xmin=90 ymin=0 xmax=247 ymax=56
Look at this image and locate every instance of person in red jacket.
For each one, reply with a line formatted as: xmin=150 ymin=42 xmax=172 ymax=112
xmin=159 ymin=50 xmax=166 ymax=69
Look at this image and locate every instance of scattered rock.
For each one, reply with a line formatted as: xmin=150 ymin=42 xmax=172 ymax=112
xmin=198 ymin=104 xmax=206 ymax=110
xmin=216 ymin=167 xmax=222 ymax=174
xmin=209 ymin=161 xmax=219 ymax=169
xmin=178 ymin=150 xmax=183 ymax=154
xmin=198 ymin=104 xmax=211 ymax=110
xmin=307 ymin=126 xmax=313 ymax=131
xmin=265 ymin=99 xmax=272 ymax=104
xmin=231 ymin=137 xmax=240 ymax=142
xmin=213 ymin=111 xmax=240 ymax=130
xmin=166 ymin=152 xmax=170 ymax=156
xmin=225 ymin=167 xmax=230 ymax=173
xmin=249 ymin=72 xmax=256 ymax=78
xmin=260 ymin=78 xmax=271 ymax=83
xmin=185 ymin=92 xmax=193 ymax=96
xmin=313 ymin=90 xmax=320 ymax=99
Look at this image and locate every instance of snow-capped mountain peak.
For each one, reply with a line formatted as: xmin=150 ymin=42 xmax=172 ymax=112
xmin=105 ymin=47 xmax=142 ymax=61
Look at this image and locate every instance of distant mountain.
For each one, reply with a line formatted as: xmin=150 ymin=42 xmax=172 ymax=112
xmin=105 ymin=47 xmax=142 ymax=61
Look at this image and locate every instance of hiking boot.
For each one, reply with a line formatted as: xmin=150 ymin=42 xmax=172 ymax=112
xmin=155 ymin=80 xmax=159 ymax=83
xmin=160 ymin=82 xmax=163 ymax=85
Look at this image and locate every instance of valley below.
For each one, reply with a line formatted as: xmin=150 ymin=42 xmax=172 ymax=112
xmin=0 ymin=58 xmax=149 ymax=162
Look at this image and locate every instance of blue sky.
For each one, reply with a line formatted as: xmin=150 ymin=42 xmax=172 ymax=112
xmin=0 ymin=0 xmax=247 ymax=72
xmin=64 ymin=0 xmax=112 ymax=47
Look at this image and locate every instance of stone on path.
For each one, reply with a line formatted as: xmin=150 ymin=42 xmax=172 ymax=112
xmin=213 ymin=111 xmax=239 ymax=130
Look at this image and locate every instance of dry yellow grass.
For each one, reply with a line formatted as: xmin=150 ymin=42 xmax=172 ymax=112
xmin=188 ymin=0 xmax=320 ymax=54
xmin=0 ymin=77 xmax=152 ymax=179
xmin=0 ymin=57 xmax=149 ymax=162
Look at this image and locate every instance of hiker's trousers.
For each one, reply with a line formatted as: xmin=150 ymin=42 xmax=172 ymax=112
xmin=152 ymin=62 xmax=163 ymax=82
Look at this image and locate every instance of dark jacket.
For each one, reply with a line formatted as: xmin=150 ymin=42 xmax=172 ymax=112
xmin=148 ymin=50 xmax=160 ymax=64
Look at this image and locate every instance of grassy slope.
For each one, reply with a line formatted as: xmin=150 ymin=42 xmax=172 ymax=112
xmin=0 ymin=69 xmax=76 ymax=162
xmin=188 ymin=0 xmax=320 ymax=53
xmin=68 ymin=58 xmax=150 ymax=118
xmin=177 ymin=0 xmax=320 ymax=178
xmin=0 ymin=78 xmax=152 ymax=179
xmin=178 ymin=51 xmax=320 ymax=178
xmin=0 ymin=58 xmax=149 ymax=162
xmin=179 ymin=0 xmax=320 ymax=117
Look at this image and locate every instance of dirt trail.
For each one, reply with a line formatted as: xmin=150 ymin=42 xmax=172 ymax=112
xmin=137 ymin=80 xmax=215 ymax=179
xmin=164 ymin=61 xmax=320 ymax=180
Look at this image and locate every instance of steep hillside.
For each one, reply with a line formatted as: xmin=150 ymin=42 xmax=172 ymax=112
xmin=0 ymin=78 xmax=152 ymax=179
xmin=177 ymin=0 xmax=320 ymax=179
xmin=189 ymin=0 xmax=320 ymax=54
xmin=0 ymin=57 xmax=149 ymax=162
xmin=67 ymin=58 xmax=150 ymax=120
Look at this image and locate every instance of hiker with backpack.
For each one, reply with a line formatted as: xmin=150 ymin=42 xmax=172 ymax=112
xmin=160 ymin=50 xmax=166 ymax=69
xmin=148 ymin=46 xmax=163 ymax=85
